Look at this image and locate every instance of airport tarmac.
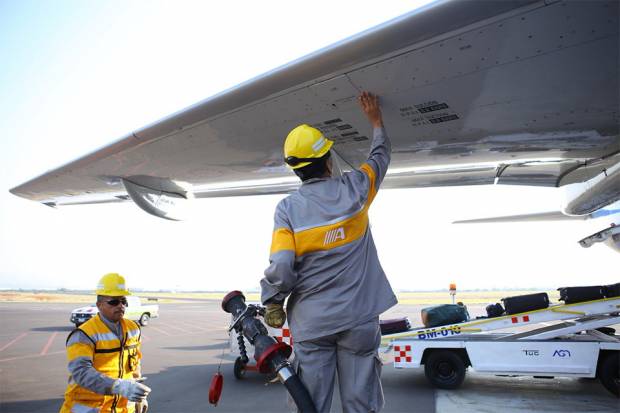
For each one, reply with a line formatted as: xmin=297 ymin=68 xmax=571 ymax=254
xmin=0 ymin=301 xmax=617 ymax=413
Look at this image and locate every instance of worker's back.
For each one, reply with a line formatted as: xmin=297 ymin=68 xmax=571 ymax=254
xmin=279 ymin=171 xmax=396 ymax=340
xmin=274 ymin=130 xmax=397 ymax=342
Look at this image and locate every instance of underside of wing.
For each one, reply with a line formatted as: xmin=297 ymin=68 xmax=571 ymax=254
xmin=10 ymin=0 xmax=620 ymax=219
xmin=453 ymin=211 xmax=585 ymax=224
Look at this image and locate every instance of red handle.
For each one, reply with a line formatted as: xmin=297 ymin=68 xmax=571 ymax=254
xmin=209 ymin=372 xmax=224 ymax=406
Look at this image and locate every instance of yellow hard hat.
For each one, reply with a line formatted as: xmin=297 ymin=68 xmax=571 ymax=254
xmin=95 ymin=273 xmax=131 ymax=296
xmin=283 ymin=124 xmax=333 ymax=169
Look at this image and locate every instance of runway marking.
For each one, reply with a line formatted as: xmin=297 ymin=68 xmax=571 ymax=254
xmin=40 ymin=332 xmax=58 ymax=355
xmin=176 ymin=321 xmax=209 ymax=331
xmin=162 ymin=324 xmax=193 ymax=334
xmin=0 ymin=332 xmax=28 ymax=352
xmin=0 ymin=350 xmax=64 ymax=363
xmin=147 ymin=326 xmax=171 ymax=336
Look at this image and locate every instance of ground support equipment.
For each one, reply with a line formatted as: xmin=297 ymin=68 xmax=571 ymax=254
xmin=382 ymin=298 xmax=620 ymax=396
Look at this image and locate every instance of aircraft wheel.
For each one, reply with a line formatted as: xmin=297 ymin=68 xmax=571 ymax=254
xmin=598 ymin=352 xmax=619 ymax=397
xmin=424 ymin=350 xmax=466 ymax=390
xmin=234 ymin=356 xmax=246 ymax=380
xmin=139 ymin=313 xmax=150 ymax=326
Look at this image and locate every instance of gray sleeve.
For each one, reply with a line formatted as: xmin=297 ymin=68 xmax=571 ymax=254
xmin=261 ymin=250 xmax=296 ymax=304
xmin=67 ymin=331 xmax=116 ymax=394
xmin=365 ymin=126 xmax=391 ymax=188
xmin=260 ymin=202 xmax=297 ymax=304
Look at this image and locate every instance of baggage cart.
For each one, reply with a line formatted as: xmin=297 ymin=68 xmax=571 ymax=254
xmin=382 ymin=297 xmax=620 ymax=396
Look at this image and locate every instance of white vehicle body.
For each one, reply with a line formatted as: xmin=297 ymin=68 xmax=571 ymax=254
xmin=70 ymin=296 xmax=159 ymax=327
xmin=391 ymin=331 xmax=619 ymax=377
xmin=383 ymin=297 xmax=620 ymax=395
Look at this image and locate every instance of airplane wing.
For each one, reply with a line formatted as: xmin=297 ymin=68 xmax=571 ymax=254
xmin=453 ymin=211 xmax=587 ymax=224
xmin=10 ymin=0 xmax=620 ymax=220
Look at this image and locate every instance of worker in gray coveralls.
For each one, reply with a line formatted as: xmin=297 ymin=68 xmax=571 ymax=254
xmin=260 ymin=91 xmax=397 ymax=413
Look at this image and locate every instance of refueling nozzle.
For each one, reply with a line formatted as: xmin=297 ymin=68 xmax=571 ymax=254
xmin=221 ymin=290 xmax=316 ymax=413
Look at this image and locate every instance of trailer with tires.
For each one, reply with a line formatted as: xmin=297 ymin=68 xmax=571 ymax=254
xmin=383 ymin=297 xmax=620 ymax=397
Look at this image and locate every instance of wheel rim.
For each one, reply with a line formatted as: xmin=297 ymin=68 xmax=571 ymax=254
xmin=437 ymin=361 xmax=456 ymax=381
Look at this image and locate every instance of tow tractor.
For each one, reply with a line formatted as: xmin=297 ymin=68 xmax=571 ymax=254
xmin=381 ymin=297 xmax=620 ymax=397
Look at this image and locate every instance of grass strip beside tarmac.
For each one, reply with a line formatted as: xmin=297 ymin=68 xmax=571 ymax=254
xmin=0 ymin=290 xmax=560 ymax=305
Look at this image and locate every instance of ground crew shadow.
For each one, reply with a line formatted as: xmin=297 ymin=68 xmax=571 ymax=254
xmin=143 ymin=362 xmax=435 ymax=412
xmin=380 ymin=366 xmax=436 ymax=413
xmin=30 ymin=326 xmax=74 ymax=332
xmin=163 ymin=341 xmax=228 ymax=351
xmin=144 ymin=362 xmax=296 ymax=413
xmin=0 ymin=397 xmax=64 ymax=413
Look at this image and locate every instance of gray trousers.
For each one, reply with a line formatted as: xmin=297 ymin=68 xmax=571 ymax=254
xmin=291 ymin=317 xmax=384 ymax=413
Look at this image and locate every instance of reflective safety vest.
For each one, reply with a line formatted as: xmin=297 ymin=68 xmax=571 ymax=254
xmin=60 ymin=315 xmax=141 ymax=413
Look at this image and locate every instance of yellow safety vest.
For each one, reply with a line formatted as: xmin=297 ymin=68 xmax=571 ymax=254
xmin=60 ymin=315 xmax=142 ymax=413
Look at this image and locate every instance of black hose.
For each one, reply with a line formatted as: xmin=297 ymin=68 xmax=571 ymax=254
xmin=222 ymin=291 xmax=317 ymax=412
xmin=282 ymin=373 xmax=317 ymax=413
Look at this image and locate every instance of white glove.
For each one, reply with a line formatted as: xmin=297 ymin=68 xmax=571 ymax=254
xmin=112 ymin=379 xmax=151 ymax=402
xmin=135 ymin=398 xmax=149 ymax=413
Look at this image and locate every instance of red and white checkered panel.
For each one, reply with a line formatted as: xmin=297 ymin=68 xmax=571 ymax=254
xmin=511 ymin=315 xmax=530 ymax=324
xmin=393 ymin=345 xmax=413 ymax=366
xmin=267 ymin=324 xmax=293 ymax=347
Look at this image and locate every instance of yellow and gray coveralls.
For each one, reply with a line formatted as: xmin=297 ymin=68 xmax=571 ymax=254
xmin=60 ymin=314 xmax=142 ymax=413
xmin=261 ymin=126 xmax=397 ymax=413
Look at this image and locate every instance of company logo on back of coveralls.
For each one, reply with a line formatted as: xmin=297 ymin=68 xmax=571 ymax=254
xmin=324 ymin=227 xmax=346 ymax=245
xmin=553 ymin=349 xmax=571 ymax=357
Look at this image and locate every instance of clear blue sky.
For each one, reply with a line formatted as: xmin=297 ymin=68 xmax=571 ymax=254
xmin=1 ymin=1 xmax=617 ymax=292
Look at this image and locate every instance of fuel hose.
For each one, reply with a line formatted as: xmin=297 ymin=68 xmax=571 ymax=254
xmin=222 ymin=291 xmax=317 ymax=413
xmin=277 ymin=365 xmax=316 ymax=413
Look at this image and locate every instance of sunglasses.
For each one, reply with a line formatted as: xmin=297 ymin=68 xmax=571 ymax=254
xmin=104 ymin=298 xmax=128 ymax=307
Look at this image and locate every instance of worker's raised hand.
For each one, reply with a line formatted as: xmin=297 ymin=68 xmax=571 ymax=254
xmin=359 ymin=91 xmax=383 ymax=128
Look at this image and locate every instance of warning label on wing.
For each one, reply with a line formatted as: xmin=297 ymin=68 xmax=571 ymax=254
xmin=428 ymin=114 xmax=459 ymax=124
xmin=312 ymin=119 xmax=368 ymax=145
xmin=399 ymin=101 xmax=459 ymax=127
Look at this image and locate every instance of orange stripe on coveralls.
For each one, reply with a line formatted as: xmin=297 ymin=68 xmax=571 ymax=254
xmin=359 ymin=163 xmax=377 ymax=205
xmin=292 ymin=164 xmax=376 ymax=256
xmin=270 ymin=164 xmax=376 ymax=257
xmin=293 ymin=207 xmax=369 ymax=256
xmin=270 ymin=228 xmax=295 ymax=255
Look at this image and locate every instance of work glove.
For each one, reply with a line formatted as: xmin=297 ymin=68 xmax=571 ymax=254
xmin=264 ymin=303 xmax=286 ymax=328
xmin=135 ymin=397 xmax=149 ymax=413
xmin=112 ymin=379 xmax=151 ymax=402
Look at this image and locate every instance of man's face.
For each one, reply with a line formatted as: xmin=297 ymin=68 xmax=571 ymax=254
xmin=96 ymin=295 xmax=127 ymax=322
